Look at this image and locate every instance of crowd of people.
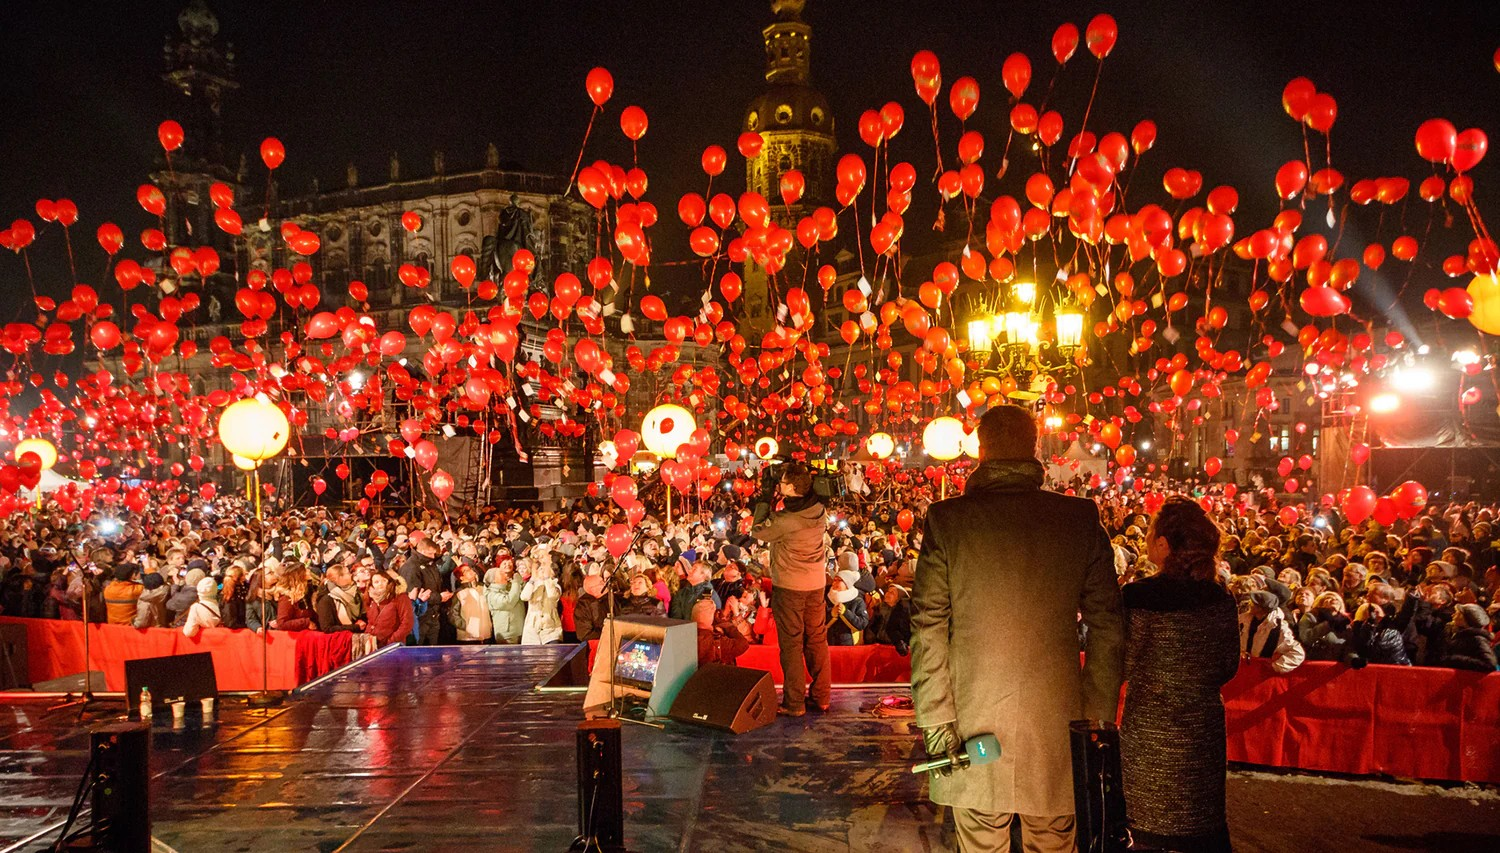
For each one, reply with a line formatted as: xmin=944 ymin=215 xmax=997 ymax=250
xmin=1 ymin=461 xmax=1497 ymax=678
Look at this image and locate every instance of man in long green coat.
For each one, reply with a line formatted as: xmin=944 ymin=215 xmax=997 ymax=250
xmin=912 ymin=405 xmax=1125 ymax=852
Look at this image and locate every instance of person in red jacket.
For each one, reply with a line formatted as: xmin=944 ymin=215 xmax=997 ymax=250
xmin=364 ymin=571 xmax=414 ymax=648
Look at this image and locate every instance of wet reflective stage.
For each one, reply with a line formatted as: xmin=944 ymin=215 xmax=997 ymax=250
xmin=0 ymin=646 xmax=932 ymax=852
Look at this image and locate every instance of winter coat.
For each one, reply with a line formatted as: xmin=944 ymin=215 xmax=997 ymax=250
xmin=483 ymin=572 xmax=525 ymax=642
xmin=275 ymin=594 xmax=316 ymax=632
xmin=364 ymin=591 xmax=414 ymax=648
xmin=313 ymin=584 xmax=365 ymax=633
xmin=133 ymin=585 xmax=169 ymax=629
xmin=450 ymin=583 xmax=492 ymax=642
xmin=1297 ymin=611 xmax=1352 ymax=662
xmin=1121 ymin=576 xmax=1240 ymax=847
xmin=1440 ymin=627 xmax=1498 ymax=672
xmin=827 ymin=594 xmax=869 ymax=646
xmin=869 ymin=596 xmax=913 ymax=655
xmin=667 ymin=580 xmax=720 ymax=621
xmin=1351 ymin=619 xmax=1411 ymax=665
xmin=102 ymin=579 xmax=143 ymax=625
xmin=1238 ymin=608 xmax=1306 ymax=672
xmin=911 ymin=458 xmax=1125 ymax=816
xmin=698 ymin=621 xmax=750 ymax=666
xmin=520 ymin=577 xmax=562 ymax=644
xmin=573 ymin=592 xmax=609 ymax=642
xmin=182 ymin=586 xmax=222 ymax=638
xmin=750 ymin=497 xmax=829 ymax=592
xmin=165 ymin=583 xmax=199 ymax=627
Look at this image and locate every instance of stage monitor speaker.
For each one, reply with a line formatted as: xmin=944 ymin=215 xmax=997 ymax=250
xmin=1070 ymin=720 xmax=1128 ymax=853
xmin=667 ymin=664 xmax=777 ymax=734
xmin=124 ymin=652 xmax=216 ymax=719
xmin=570 ymin=719 xmax=626 ymax=853
xmin=0 ymin=623 xmax=27 ymax=690
xmin=91 ymin=722 xmax=151 ymax=852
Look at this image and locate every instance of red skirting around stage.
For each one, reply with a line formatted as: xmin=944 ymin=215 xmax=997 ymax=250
xmin=593 ymin=638 xmax=1500 ymax=783
xmin=0 ymin=616 xmax=352 ymax=692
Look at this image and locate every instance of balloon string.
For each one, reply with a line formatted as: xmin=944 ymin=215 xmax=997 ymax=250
xmin=1072 ymin=60 xmax=1105 ymax=172
xmin=62 ymin=227 xmax=77 ymax=284
xmin=567 ymin=106 xmax=600 ymax=192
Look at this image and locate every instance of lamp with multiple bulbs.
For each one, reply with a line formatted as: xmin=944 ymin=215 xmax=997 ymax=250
xmin=966 ymin=280 xmax=1086 ymax=389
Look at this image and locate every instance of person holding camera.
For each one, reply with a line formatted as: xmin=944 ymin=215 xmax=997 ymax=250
xmin=751 ymin=461 xmax=832 ymax=716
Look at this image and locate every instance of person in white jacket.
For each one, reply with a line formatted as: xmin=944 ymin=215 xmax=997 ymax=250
xmin=1238 ymin=590 xmax=1305 ymax=672
xmin=450 ymin=564 xmax=493 ymax=644
xmin=520 ymin=559 xmax=562 ymax=645
xmin=182 ymin=577 xmax=222 ymax=638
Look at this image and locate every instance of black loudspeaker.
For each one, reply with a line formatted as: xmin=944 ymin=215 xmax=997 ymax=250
xmin=667 ymin=664 xmax=777 ymax=734
xmin=91 ymin=722 xmax=151 ymax=852
xmin=570 ymin=719 xmax=626 ymax=853
xmin=1070 ymin=720 xmax=1129 ymax=853
xmin=0 ymin=623 xmax=29 ymax=689
xmin=124 ymin=651 xmax=217 ymax=718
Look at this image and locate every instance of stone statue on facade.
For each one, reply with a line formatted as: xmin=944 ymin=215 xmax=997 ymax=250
xmin=484 ymin=194 xmax=535 ymax=280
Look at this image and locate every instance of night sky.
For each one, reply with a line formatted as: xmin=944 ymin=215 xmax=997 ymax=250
xmin=1 ymin=0 xmax=1498 ymax=311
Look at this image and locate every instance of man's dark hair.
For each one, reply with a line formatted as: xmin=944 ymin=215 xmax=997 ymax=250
xmin=976 ymin=405 xmax=1038 ymax=460
xmin=781 ymin=462 xmax=813 ymax=496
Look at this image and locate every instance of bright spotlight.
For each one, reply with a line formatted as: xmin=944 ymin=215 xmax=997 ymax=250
xmin=1453 ymin=350 xmax=1482 ymax=367
xmin=1139 ymin=440 xmax=1152 ymax=451
xmin=1390 ymin=367 xmax=1433 ymax=393
xmin=349 ymin=371 xmax=367 ymax=391
xmin=1369 ymin=393 xmax=1400 ymax=414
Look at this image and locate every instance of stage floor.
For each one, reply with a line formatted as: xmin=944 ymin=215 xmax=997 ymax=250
xmin=3 ymin=645 xmax=1500 ymax=852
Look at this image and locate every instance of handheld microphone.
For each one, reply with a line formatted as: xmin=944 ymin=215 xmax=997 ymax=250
xmin=910 ymin=733 xmax=1001 ymax=774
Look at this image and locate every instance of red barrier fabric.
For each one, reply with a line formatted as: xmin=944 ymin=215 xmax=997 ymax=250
xmin=1 ymin=616 xmax=352 ymax=692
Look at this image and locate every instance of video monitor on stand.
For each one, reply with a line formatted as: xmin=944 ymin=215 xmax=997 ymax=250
xmin=584 ymin=617 xmax=697 ymax=720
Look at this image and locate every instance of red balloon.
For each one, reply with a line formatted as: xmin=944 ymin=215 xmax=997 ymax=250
xmin=897 ymin=508 xmax=915 ymax=532
xmin=1001 ymin=53 xmax=1031 ymax=99
xmin=429 ymin=469 xmax=455 ymax=503
xmin=157 ymin=120 xmax=184 ymax=152
xmin=605 ymin=523 xmax=633 ymax=558
xmin=1414 ymin=118 xmax=1458 ymax=164
xmin=620 ymin=105 xmax=648 ymax=141
xmin=1084 ymin=14 xmax=1118 ymax=59
xmin=1452 ymin=128 xmax=1489 ymax=173
xmin=585 ymin=67 xmax=614 ymax=107
xmin=259 ymin=137 xmax=285 ymax=170
xmin=1052 ymin=23 xmax=1080 ymax=64
xmin=1343 ymin=485 xmax=1377 ymax=525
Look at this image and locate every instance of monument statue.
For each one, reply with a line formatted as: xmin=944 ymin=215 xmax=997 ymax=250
xmin=484 ymin=194 xmax=536 ymax=279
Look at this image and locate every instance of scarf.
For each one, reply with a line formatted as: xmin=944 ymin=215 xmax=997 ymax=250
xmin=326 ymin=581 xmax=362 ymax=626
xmin=963 ymin=458 xmax=1046 ymax=494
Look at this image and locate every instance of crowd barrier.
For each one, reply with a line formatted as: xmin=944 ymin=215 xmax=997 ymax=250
xmin=0 ymin=616 xmax=353 ymax=692
xmin=595 ymin=638 xmax=1500 ymax=783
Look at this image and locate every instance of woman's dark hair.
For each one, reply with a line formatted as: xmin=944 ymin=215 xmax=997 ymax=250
xmin=1150 ymin=496 xmax=1221 ymax=581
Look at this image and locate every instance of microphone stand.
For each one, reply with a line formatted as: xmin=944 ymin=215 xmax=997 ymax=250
xmin=49 ymin=570 xmax=105 ymax=719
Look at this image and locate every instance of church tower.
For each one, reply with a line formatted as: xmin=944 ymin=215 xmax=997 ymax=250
xmin=742 ymin=0 xmax=836 ymax=333
xmin=156 ymin=1 xmax=239 ymax=251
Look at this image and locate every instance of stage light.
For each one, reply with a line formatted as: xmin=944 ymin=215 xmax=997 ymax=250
xmin=349 ymin=371 xmax=367 ymax=390
xmin=1390 ymin=367 xmax=1434 ymax=393
xmin=1139 ymin=440 xmax=1152 ymax=451
xmin=96 ymin=518 xmax=120 ymax=535
xmin=1453 ymin=349 xmax=1481 ymax=367
xmin=1369 ymin=393 xmax=1400 ymax=414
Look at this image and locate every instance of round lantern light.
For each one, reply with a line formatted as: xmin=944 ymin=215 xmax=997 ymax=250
xmin=755 ymin=436 xmax=780 ymax=460
xmin=865 ymin=432 xmax=895 ymax=460
xmin=217 ymin=397 xmax=291 ymax=461
xmin=922 ymin=417 xmax=965 ymax=461
xmin=640 ymin=403 xmax=695 ymax=459
xmin=15 ymin=438 xmax=57 ymax=470
xmin=231 ymin=453 xmax=259 ymax=471
xmin=960 ymin=428 xmax=980 ymax=459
